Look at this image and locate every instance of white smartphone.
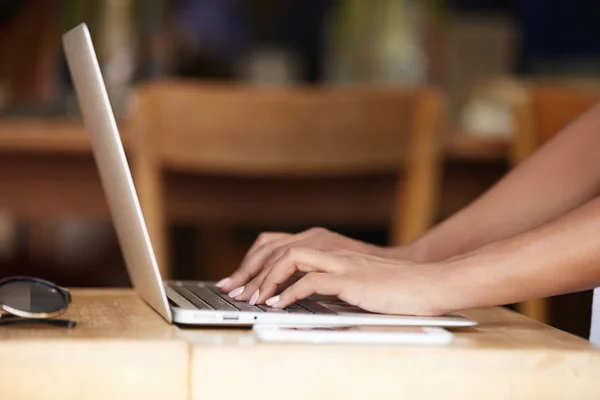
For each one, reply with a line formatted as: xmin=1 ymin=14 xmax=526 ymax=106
xmin=253 ymin=324 xmax=454 ymax=345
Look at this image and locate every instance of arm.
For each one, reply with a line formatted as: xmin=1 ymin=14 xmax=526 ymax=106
xmin=251 ymin=195 xmax=600 ymax=316
xmin=438 ymin=195 xmax=600 ymax=313
xmin=221 ymin=102 xmax=600 ymax=298
xmin=398 ymin=102 xmax=600 ymax=263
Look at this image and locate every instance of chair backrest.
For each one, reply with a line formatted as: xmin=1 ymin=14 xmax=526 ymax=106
xmin=130 ymin=81 xmax=443 ymax=177
xmin=513 ymin=83 xmax=600 ymax=164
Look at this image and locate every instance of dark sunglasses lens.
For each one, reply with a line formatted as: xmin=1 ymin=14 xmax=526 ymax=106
xmin=0 ymin=280 xmax=67 ymax=314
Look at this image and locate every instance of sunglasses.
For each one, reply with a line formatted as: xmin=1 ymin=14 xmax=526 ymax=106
xmin=0 ymin=276 xmax=76 ymax=328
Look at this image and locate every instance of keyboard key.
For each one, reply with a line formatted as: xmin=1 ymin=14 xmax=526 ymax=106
xmin=185 ymin=285 xmax=237 ymax=311
xmin=173 ymin=286 xmax=212 ymax=310
xmin=175 ymin=284 xmax=336 ymax=315
xmin=187 ymin=285 xmax=264 ymax=312
xmin=230 ymin=300 xmax=264 ymax=312
xmin=284 ymin=304 xmax=312 ymax=314
xmin=257 ymin=305 xmax=286 ymax=313
xmin=297 ymin=300 xmax=336 ymax=315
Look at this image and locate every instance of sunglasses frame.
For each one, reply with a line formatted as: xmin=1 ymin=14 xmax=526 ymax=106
xmin=0 ymin=276 xmax=72 ymax=320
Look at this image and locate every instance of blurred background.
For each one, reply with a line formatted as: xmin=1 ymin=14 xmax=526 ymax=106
xmin=1 ymin=0 xmax=600 ymax=337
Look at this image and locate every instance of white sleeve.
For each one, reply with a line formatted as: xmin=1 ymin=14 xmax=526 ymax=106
xmin=590 ymin=287 xmax=600 ymax=346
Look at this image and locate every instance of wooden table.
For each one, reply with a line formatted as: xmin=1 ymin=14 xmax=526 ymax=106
xmin=1 ymin=289 xmax=598 ymax=399
xmin=0 ymin=289 xmax=188 ymax=400
xmin=0 ymin=119 xmax=127 ymax=218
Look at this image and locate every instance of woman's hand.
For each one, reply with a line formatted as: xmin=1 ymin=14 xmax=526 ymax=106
xmin=216 ymin=227 xmax=391 ymax=299
xmin=244 ymin=248 xmax=451 ymax=316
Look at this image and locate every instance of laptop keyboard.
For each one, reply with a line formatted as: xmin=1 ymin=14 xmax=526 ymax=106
xmin=171 ymin=284 xmax=335 ymax=315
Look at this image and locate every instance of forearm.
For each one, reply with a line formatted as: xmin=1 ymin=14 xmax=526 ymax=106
xmin=437 ymin=196 xmax=600 ymax=314
xmin=396 ymin=102 xmax=600 ymax=262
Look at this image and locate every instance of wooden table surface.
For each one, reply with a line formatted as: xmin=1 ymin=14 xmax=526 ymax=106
xmin=0 ymin=289 xmax=188 ymax=400
xmin=187 ymin=305 xmax=600 ymax=400
xmin=0 ymin=289 xmax=598 ymax=400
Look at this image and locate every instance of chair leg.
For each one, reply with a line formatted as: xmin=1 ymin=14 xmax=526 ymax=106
xmin=131 ymin=88 xmax=170 ymax=279
xmin=392 ymin=89 xmax=443 ymax=246
xmin=133 ymin=153 xmax=169 ymax=279
xmin=517 ymin=299 xmax=549 ymax=322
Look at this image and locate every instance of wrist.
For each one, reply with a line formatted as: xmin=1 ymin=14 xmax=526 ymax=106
xmin=386 ymin=237 xmax=433 ymax=263
xmin=431 ymin=243 xmax=510 ymax=315
xmin=419 ymin=248 xmax=484 ymax=315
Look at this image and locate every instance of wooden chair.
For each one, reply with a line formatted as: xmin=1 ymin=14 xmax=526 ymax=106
xmin=130 ymin=81 xmax=444 ymax=280
xmin=512 ymin=83 xmax=600 ymax=322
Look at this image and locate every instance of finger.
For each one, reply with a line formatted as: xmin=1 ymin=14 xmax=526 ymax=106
xmin=244 ymin=232 xmax=290 ymax=261
xmin=242 ymin=261 xmax=310 ymax=303
xmin=242 ymin=228 xmax=333 ymax=297
xmin=234 ymin=267 xmax=271 ymax=301
xmin=266 ymin=272 xmax=341 ymax=309
xmin=219 ymin=233 xmax=291 ymax=292
xmin=238 ymin=242 xmax=307 ymax=300
xmin=234 ymin=249 xmax=286 ymax=301
xmin=260 ymin=244 xmax=292 ymax=274
xmin=255 ymin=227 xmax=326 ymax=268
xmin=255 ymin=247 xmax=343 ymax=304
xmin=222 ymin=228 xmax=323 ymax=292
xmin=220 ymin=227 xmax=324 ymax=292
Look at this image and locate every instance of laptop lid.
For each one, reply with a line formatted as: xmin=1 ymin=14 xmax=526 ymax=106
xmin=62 ymin=23 xmax=172 ymax=322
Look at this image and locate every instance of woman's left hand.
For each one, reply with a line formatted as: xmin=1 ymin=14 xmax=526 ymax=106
xmin=245 ymin=248 xmax=452 ymax=316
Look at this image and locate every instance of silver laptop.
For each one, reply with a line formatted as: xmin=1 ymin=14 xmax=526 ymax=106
xmin=62 ymin=23 xmax=476 ymax=328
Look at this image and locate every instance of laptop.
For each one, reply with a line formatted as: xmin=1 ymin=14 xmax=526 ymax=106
xmin=62 ymin=23 xmax=476 ymax=328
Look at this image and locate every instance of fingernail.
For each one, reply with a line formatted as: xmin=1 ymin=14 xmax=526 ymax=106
xmin=265 ymin=295 xmax=280 ymax=306
xmin=215 ymin=278 xmax=230 ymax=288
xmin=228 ymin=286 xmax=245 ymax=298
xmin=249 ymin=289 xmax=260 ymax=305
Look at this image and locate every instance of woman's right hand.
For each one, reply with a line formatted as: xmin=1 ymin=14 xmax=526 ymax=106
xmin=216 ymin=227 xmax=391 ymax=301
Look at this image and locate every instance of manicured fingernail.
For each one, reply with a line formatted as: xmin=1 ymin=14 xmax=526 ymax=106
xmin=249 ymin=290 xmax=260 ymax=305
xmin=228 ymin=286 xmax=245 ymax=298
xmin=215 ymin=278 xmax=230 ymax=288
xmin=265 ymin=295 xmax=280 ymax=306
